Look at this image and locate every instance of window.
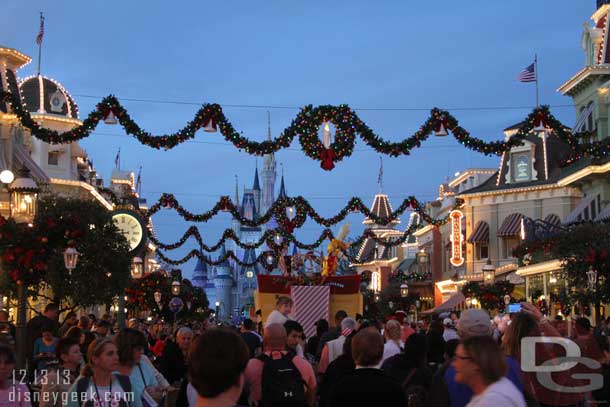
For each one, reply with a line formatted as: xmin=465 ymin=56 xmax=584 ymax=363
xmin=371 ymin=271 xmax=381 ymax=292
xmin=475 ymin=243 xmax=489 ymax=260
xmin=511 ymin=152 xmax=531 ymax=182
xmin=48 ymin=151 xmax=59 ymax=166
xmin=501 ymin=237 xmax=520 ymax=259
xmin=586 ymin=102 xmax=595 ymax=132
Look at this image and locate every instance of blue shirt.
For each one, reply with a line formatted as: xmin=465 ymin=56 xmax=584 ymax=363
xmin=444 ymin=355 xmax=523 ymax=407
xmin=114 ymin=362 xmax=158 ymax=407
xmin=33 ymin=337 xmax=57 ymax=370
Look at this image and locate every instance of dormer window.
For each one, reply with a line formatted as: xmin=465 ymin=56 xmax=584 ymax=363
xmin=48 ymin=151 xmax=60 ymax=166
xmin=511 ymin=152 xmax=531 ymax=182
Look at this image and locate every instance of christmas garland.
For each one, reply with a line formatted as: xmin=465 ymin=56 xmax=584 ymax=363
xmin=149 ymin=220 xmax=422 ymax=256
xmin=0 ymin=90 xmax=528 ymax=170
xmin=97 ymin=187 xmax=122 ymax=206
xmin=461 ymin=280 xmax=515 ymax=311
xmin=147 ymin=194 xmax=463 ymax=228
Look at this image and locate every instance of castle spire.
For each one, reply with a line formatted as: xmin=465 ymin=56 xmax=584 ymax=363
xmin=267 ymin=110 xmax=271 ymax=141
xmin=253 ymin=166 xmax=260 ymax=191
xmin=234 ymin=174 xmax=239 ymax=205
xmin=278 ymin=165 xmax=287 ymax=200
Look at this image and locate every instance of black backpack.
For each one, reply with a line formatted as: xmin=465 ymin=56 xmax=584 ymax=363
xmin=258 ymin=352 xmax=307 ymax=407
xmin=75 ymin=374 xmax=132 ymax=407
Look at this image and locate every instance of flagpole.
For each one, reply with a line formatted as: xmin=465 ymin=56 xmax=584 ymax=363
xmin=37 ymin=12 xmax=43 ymax=76
xmin=535 ymin=54 xmax=539 ymax=107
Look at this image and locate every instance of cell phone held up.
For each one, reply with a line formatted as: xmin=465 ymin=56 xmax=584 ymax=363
xmin=508 ymin=303 xmax=522 ymax=313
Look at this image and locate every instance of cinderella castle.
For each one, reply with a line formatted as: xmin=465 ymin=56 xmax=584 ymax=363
xmin=191 ymin=121 xmax=290 ymax=320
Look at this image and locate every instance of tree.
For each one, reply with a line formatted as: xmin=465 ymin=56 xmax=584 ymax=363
xmin=515 ymin=221 xmax=610 ymax=315
xmin=35 ymin=196 xmax=132 ymax=311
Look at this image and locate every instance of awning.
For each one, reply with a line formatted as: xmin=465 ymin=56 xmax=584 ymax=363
xmin=544 ymin=214 xmax=561 ymax=225
xmin=565 ymin=195 xmax=596 ymax=223
xmin=573 ymin=103 xmax=594 ymax=133
xmin=13 ymin=143 xmax=50 ymax=184
xmin=467 ymin=221 xmax=489 ymax=243
xmin=595 ymin=202 xmax=610 ymax=221
xmin=421 ymin=291 xmax=465 ymax=315
xmin=497 ymin=213 xmax=523 ymax=237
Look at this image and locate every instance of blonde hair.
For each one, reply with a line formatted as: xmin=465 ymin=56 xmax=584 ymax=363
xmin=81 ymin=337 xmax=115 ymax=377
xmin=385 ymin=320 xmax=402 ymax=341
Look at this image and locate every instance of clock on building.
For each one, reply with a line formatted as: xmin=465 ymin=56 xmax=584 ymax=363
xmin=111 ymin=210 xmax=147 ymax=253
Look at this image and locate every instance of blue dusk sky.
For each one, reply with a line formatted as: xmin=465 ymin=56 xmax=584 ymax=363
xmin=1 ymin=1 xmax=593 ymax=277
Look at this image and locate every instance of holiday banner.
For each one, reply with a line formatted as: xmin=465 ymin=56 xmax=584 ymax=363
xmin=256 ymin=275 xmax=361 ymax=295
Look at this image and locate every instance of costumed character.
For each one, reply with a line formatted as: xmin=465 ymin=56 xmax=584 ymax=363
xmin=322 ymin=223 xmax=350 ymax=277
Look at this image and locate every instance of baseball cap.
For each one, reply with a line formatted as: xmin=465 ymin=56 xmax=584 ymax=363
xmin=457 ymin=309 xmax=492 ymax=339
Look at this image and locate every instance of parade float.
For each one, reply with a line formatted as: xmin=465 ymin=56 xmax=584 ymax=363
xmin=254 ymin=224 xmax=363 ymax=336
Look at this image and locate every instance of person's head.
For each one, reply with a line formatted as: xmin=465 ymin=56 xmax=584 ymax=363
xmin=56 ymin=337 xmax=82 ymax=368
xmin=0 ymin=311 xmax=9 ymax=322
xmin=78 ymin=315 xmax=90 ymax=330
xmin=189 ymin=328 xmax=249 ymax=404
xmin=315 ymin=319 xmax=329 ymax=337
xmin=283 ymin=320 xmax=304 ymax=352
xmin=127 ymin=318 xmax=139 ymax=330
xmin=456 ymin=309 xmax=492 ymax=340
xmin=340 ymin=317 xmax=357 ymax=337
xmin=94 ymin=320 xmax=111 ymax=337
xmin=450 ymin=312 xmax=458 ymax=321
xmin=0 ymin=345 xmax=15 ymax=383
xmin=44 ymin=303 xmax=59 ymax=320
xmin=64 ymin=326 xmax=84 ymax=344
xmin=63 ymin=311 xmax=77 ymax=326
xmin=428 ymin=319 xmax=444 ymax=335
xmin=453 ymin=336 xmax=507 ymax=388
xmin=275 ymin=296 xmax=293 ymax=316
xmin=351 ymin=327 xmax=384 ymax=368
xmin=404 ymin=333 xmax=428 ymax=367
xmin=41 ymin=322 xmax=55 ymax=341
xmin=241 ymin=318 xmax=255 ymax=333
xmin=115 ymin=328 xmax=147 ymax=366
xmin=385 ymin=320 xmax=402 ymax=341
xmin=88 ymin=314 xmax=97 ymax=323
xmin=84 ymin=338 xmax=119 ymax=376
xmin=176 ymin=327 xmax=194 ymax=354
xmin=595 ymin=334 xmax=610 ymax=364
xmin=501 ymin=312 xmax=539 ymax=359
xmin=334 ymin=310 xmax=348 ymax=326
xmin=263 ymin=323 xmax=287 ymax=351
xmin=575 ymin=317 xmax=592 ymax=336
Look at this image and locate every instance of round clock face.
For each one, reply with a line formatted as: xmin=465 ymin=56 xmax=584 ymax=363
xmin=112 ymin=212 xmax=144 ymax=251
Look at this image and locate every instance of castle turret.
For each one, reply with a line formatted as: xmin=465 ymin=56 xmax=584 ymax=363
xmin=261 ymin=113 xmax=277 ymax=215
xmin=252 ymin=166 xmax=261 ymax=215
xmin=214 ymin=246 xmax=234 ymax=321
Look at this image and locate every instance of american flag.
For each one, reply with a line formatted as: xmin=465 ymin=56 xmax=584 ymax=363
xmin=114 ymin=148 xmax=120 ymax=169
xmin=36 ymin=13 xmax=44 ymax=45
xmin=136 ymin=166 xmax=142 ymax=194
xmin=377 ymin=156 xmax=383 ymax=190
xmin=517 ymin=62 xmax=536 ymax=83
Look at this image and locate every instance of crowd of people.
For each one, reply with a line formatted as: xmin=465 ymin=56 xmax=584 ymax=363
xmin=0 ymin=296 xmax=607 ymax=406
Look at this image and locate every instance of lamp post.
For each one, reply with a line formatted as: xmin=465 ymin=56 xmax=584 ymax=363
xmin=400 ymin=283 xmax=409 ymax=298
xmin=483 ymin=259 xmax=495 ymax=285
xmin=172 ymin=280 xmax=181 ymax=296
xmin=6 ymin=168 xmax=39 ymax=370
xmin=215 ymin=301 xmax=221 ymax=320
xmin=63 ymin=247 xmax=79 ymax=274
xmin=587 ymin=266 xmax=598 ymax=290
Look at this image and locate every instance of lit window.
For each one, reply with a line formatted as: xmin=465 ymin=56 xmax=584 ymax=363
xmin=371 ymin=271 xmax=381 ymax=292
xmin=511 ymin=152 xmax=531 ymax=182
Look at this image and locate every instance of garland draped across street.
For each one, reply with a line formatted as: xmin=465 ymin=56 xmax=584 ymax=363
xmin=147 ymin=194 xmax=463 ymax=228
xmin=0 ymin=90 xmax=529 ymax=170
xmin=1 ymin=90 xmax=605 ymax=169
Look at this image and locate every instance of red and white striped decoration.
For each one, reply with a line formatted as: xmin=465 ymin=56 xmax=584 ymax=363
xmin=291 ymin=285 xmax=330 ymax=338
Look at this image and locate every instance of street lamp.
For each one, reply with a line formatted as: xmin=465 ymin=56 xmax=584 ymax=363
xmin=0 ymin=170 xmax=14 ymax=184
xmin=483 ymin=259 xmax=495 ymax=285
xmin=171 ymin=280 xmax=181 ymax=296
xmin=587 ymin=266 xmax=598 ymax=290
xmin=131 ymin=257 xmax=143 ymax=279
xmin=8 ymin=168 xmax=39 ymax=225
xmin=6 ymin=168 xmax=39 ymax=371
xmin=63 ymin=247 xmax=79 ymax=273
xmin=400 ymin=283 xmax=409 ymax=298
